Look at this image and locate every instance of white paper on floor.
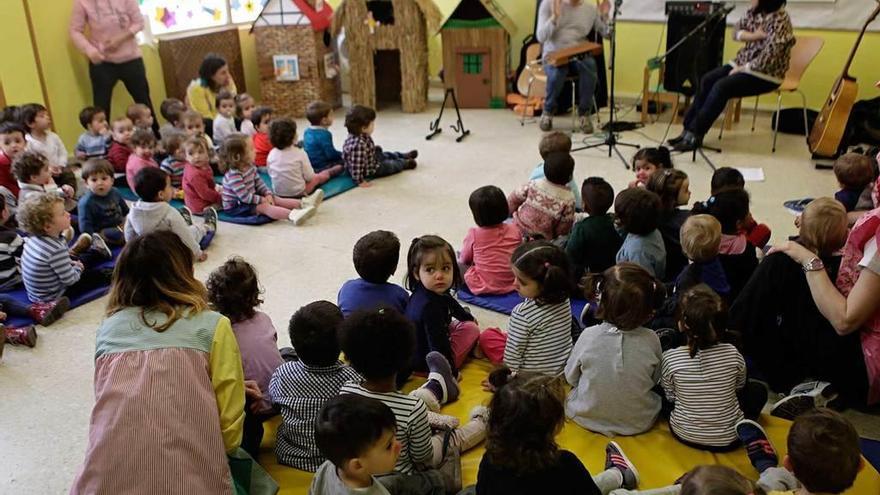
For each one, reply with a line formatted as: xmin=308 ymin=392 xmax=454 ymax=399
xmin=736 ymin=167 xmax=765 ymax=182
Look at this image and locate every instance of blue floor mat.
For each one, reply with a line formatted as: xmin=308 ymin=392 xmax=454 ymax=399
xmin=863 ymin=438 xmax=880 ymax=473
xmin=457 ymin=287 xmax=588 ymax=321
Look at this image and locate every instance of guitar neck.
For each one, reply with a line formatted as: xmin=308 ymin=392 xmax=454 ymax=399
xmin=843 ymin=3 xmax=880 ymax=79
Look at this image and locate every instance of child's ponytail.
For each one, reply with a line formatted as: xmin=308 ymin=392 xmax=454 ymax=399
xmin=511 ymin=241 xmax=574 ymax=305
xmin=586 ymin=263 xmax=665 ymax=330
xmin=676 ymin=284 xmax=726 ymax=358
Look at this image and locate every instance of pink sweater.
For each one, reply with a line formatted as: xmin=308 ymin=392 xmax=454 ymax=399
xmin=460 ymin=224 xmax=522 ymax=295
xmin=508 ymin=178 xmax=576 ymax=240
xmin=69 ymin=0 xmax=144 ymax=64
xmin=126 ymin=154 xmax=158 ymax=192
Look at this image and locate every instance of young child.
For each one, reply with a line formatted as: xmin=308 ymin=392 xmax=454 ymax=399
xmin=267 ymin=117 xmax=337 ymax=200
xmin=615 ymin=187 xmax=667 ymax=279
xmin=20 ymin=104 xmax=67 ymax=172
xmin=160 ymin=134 xmax=186 ymax=188
xmin=206 ymin=257 xmax=282 ymax=457
xmin=69 ymin=231 xmax=247 ymax=493
xmin=235 ymin=93 xmax=257 ymax=137
xmin=710 ymin=167 xmax=772 ymax=248
xmin=106 ymin=117 xmax=134 ymax=173
xmin=303 ymin=100 xmax=345 ymax=173
xmin=508 ymin=151 xmax=576 ymax=241
xmin=528 ymin=131 xmax=582 ymax=210
xmin=630 ymin=147 xmax=673 ymax=189
xmin=337 ymin=230 xmax=409 ymax=317
xmin=251 ymin=106 xmax=274 ymax=167
xmin=693 ymin=189 xmax=758 ymax=301
xmin=310 ymin=394 xmax=401 ymax=495
xmin=459 ymin=185 xmax=521 ymax=295
xmin=476 ymin=371 xmax=640 ymax=494
xmin=0 ymin=122 xmax=27 ymax=205
xmin=833 ymin=152 xmax=875 ymax=212
xmin=17 ymin=193 xmax=112 ymax=304
xmin=180 ymin=109 xmax=214 ymax=149
xmin=647 ymin=169 xmax=691 ymax=281
xmin=75 ymin=106 xmax=109 ymax=160
xmin=342 ymin=105 xmax=417 ymax=187
xmin=158 ymin=98 xmax=186 ymax=142
xmin=566 ymin=263 xmax=665 ymax=436
xmin=566 ymin=177 xmax=622 ymax=280
xmin=661 ymin=285 xmax=766 ymax=451
xmin=220 ymin=134 xmax=317 ymax=224
xmin=270 ymin=301 xmax=362 ymax=471
xmin=478 ymin=242 xmax=574 ymax=375
xmin=676 ymin=214 xmax=731 ymax=298
xmin=405 ymin=235 xmax=480 ymax=380
xmin=125 ymin=129 xmax=159 ymax=191
xmin=127 ymin=103 xmax=154 ymax=134
xmin=212 ymin=90 xmax=237 ymax=146
xmin=77 ymin=159 xmax=128 ymax=245
xmin=13 ymin=151 xmax=75 ymax=209
xmin=182 ymin=137 xmax=222 ymax=215
xmin=125 ymin=167 xmax=216 ymax=262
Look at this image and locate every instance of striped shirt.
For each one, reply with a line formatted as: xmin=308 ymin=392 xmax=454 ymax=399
xmin=21 ymin=234 xmax=81 ymax=302
xmin=221 ymin=166 xmax=270 ymax=210
xmin=340 ymin=382 xmax=433 ymax=474
xmin=504 ymin=298 xmax=573 ymax=374
xmin=75 ymin=132 xmax=109 ymax=159
xmin=0 ymin=227 xmax=23 ymax=290
xmin=160 ymin=157 xmax=186 ymax=188
xmin=661 ymin=343 xmax=746 ymax=447
xmin=268 ymin=360 xmax=361 ymax=472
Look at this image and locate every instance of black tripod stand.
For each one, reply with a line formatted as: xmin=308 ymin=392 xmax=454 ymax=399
xmin=574 ymin=0 xmax=639 ymax=169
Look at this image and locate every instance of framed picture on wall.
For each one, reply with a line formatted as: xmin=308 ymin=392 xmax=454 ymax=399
xmin=273 ymin=55 xmax=300 ymax=81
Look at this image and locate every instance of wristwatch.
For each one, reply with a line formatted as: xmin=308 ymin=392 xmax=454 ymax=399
xmin=802 ymin=257 xmax=825 ymax=272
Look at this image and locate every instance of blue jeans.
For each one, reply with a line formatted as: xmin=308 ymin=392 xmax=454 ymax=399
xmin=371 ymin=151 xmax=408 ymax=179
xmin=543 ymin=56 xmax=598 ymax=116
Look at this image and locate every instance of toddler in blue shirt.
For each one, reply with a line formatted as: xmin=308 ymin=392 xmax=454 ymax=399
xmin=302 ymin=101 xmax=345 ymax=176
xmin=337 ymin=230 xmax=409 ymax=317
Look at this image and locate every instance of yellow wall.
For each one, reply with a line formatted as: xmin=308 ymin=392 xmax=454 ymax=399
xmin=0 ymin=1 xmax=45 ymax=106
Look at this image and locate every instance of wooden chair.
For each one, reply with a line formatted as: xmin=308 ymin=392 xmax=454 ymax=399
xmin=719 ymin=36 xmax=825 ymax=152
xmin=641 ymin=58 xmax=681 ymax=125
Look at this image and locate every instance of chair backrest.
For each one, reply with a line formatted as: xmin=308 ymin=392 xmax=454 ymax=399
xmin=781 ymin=36 xmax=824 ymax=90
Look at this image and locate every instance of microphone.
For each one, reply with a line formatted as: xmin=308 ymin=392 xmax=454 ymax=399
xmin=718 ymin=3 xmax=735 ymax=16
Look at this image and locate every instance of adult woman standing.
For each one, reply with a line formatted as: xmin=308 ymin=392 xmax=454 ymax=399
xmin=186 ymin=53 xmax=238 ymax=119
xmin=69 ymin=0 xmax=158 ymax=133
xmin=669 ymin=0 xmax=794 ymax=152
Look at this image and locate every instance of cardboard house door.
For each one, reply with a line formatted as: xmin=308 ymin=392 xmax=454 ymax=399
xmin=456 ymin=50 xmax=491 ymax=108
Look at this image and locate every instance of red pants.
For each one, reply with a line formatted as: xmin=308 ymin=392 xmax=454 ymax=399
xmin=478 ymin=327 xmax=507 ymax=365
xmin=449 ymin=320 xmax=481 ymax=369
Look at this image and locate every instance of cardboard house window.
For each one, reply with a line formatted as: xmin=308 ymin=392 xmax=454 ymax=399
xmin=366 ymin=0 xmax=395 ymax=25
xmin=463 ymin=54 xmax=483 ymax=75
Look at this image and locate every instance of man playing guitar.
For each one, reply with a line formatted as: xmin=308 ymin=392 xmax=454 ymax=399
xmin=536 ymin=0 xmax=611 ymax=134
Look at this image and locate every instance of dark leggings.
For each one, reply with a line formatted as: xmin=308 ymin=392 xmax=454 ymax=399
xmin=89 ymin=58 xmax=160 ymax=136
xmin=683 ymin=65 xmax=779 ymax=137
xmin=63 ymin=252 xmax=112 ymax=300
xmin=241 ymin=401 xmax=278 ymax=459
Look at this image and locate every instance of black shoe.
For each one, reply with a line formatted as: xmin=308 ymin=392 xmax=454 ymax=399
xmin=672 ymin=132 xmax=701 ymax=152
xmin=667 ymin=132 xmax=687 ymax=147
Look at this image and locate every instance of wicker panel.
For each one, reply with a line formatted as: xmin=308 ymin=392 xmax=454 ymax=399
xmin=158 ymin=28 xmax=246 ymax=100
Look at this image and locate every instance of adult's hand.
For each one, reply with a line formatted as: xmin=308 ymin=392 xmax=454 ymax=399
xmin=598 ymin=0 xmax=611 ymax=17
xmin=768 ymin=240 xmax=815 ymax=264
xmin=87 ymin=48 xmax=106 ymax=65
xmin=552 ymin=0 xmax=563 ymax=21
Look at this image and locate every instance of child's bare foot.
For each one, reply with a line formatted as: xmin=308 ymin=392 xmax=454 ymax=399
xmin=358 ymin=181 xmax=371 ymax=188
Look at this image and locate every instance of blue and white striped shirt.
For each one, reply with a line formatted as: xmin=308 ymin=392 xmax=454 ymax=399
xmin=221 ymin=166 xmax=270 ymax=211
xmin=21 ymin=235 xmax=81 ymax=302
xmin=75 ymin=132 xmax=109 ymax=159
xmin=504 ymin=298 xmax=573 ymax=374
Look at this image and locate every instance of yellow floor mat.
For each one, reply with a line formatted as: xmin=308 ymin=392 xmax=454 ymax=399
xmin=257 ymin=359 xmax=880 ymax=494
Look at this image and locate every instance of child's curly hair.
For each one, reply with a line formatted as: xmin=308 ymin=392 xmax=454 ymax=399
xmin=16 ymin=193 xmax=62 ymax=235
xmin=12 ymin=151 xmax=47 ymax=183
xmin=206 ymin=257 xmax=263 ymax=323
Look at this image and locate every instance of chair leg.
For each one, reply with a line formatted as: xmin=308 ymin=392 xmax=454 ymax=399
xmin=521 ymin=79 xmax=533 ymax=126
xmin=719 ymin=101 xmax=728 ymax=140
xmin=593 ymin=97 xmax=601 ymax=127
xmin=772 ymin=92 xmax=783 ymax=153
xmin=571 ymin=82 xmax=578 ymax=132
xmin=751 ymin=96 xmax=759 ymax=132
xmin=798 ymin=90 xmax=809 ymax=136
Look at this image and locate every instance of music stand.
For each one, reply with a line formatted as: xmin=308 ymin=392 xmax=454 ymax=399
xmin=573 ymin=0 xmax=639 ymax=169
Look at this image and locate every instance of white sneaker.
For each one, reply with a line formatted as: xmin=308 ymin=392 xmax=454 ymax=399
xmin=288 ymin=206 xmax=316 ymax=225
xmin=301 ymin=189 xmax=324 ymax=209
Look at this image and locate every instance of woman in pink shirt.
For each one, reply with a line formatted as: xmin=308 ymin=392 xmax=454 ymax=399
xmin=69 ymin=0 xmax=158 ymax=135
xmin=459 ymin=186 xmax=522 ymax=295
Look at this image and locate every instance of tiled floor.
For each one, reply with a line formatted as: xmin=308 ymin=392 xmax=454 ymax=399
xmin=0 ymin=97 xmax=865 ymax=492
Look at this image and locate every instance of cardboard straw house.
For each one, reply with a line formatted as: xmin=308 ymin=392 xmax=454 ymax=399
xmin=331 ymin=0 xmax=442 ymax=112
xmin=252 ymin=0 xmax=341 ymax=117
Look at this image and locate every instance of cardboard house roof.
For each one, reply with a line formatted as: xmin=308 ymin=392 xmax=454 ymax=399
xmin=331 ymin=0 xmax=443 ymax=36
xmin=441 ymin=0 xmax=516 ymax=35
xmin=251 ymin=0 xmax=333 ymax=32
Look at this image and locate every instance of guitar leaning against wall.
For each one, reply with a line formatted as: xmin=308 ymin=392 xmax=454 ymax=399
xmin=808 ymin=0 xmax=880 ymax=158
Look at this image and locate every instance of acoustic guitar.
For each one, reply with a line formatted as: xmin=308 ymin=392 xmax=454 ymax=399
xmin=808 ymin=0 xmax=880 ymax=158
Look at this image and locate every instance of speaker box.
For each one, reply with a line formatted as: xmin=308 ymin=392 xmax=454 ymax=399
xmin=663 ymin=2 xmax=726 ymax=96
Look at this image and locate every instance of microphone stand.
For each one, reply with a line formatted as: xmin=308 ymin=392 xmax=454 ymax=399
xmin=573 ymin=0 xmax=639 ymax=169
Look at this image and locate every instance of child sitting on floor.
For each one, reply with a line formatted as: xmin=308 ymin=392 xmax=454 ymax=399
xmin=405 ymin=235 xmax=481 ymax=383
xmin=125 ymin=129 xmax=159 ymax=192
xmin=207 ymin=257 xmax=282 ymax=457
xmin=615 ymin=188 xmax=666 ymax=279
xmin=13 ymin=152 xmax=75 ymax=210
xmin=251 ymin=106 xmax=273 ymax=167
xmin=833 ymin=152 xmax=875 ymax=213
xmin=567 ymin=177 xmax=622 ymax=280
xmin=17 ymin=193 xmax=112 ymax=304
xmin=75 ymin=106 xmax=109 ymax=160
xmin=337 ymin=230 xmax=409 ymax=317
xmin=630 ymin=147 xmax=673 ymax=189
xmin=661 ymin=285 xmax=766 ymax=451
xmin=182 ymin=137 xmax=222 ymax=215
xmin=267 ymin=117 xmax=336 ymax=201
xmin=508 ymin=151 xmax=576 ymax=241
xmin=180 ymin=109 xmax=214 ymax=149
xmin=212 ymin=91 xmax=237 ymax=146
xmin=78 ymin=159 xmax=128 ymax=246
xmin=125 ymin=167 xmax=216 ymax=262
xmin=647 ymin=169 xmax=691 ymax=282
xmin=479 ymin=241 xmax=574 ymax=375
xmin=0 ymin=122 xmax=27 ymax=211
xmin=236 ymin=93 xmax=257 ymax=137
xmin=342 ymin=105 xmax=417 ymax=187
xmin=270 ymin=301 xmax=362 ymax=472
xmin=310 ymin=394 xmax=401 ymax=495
xmin=459 ymin=185 xmax=521 ymax=295
xmin=710 ymin=167 xmax=772 ymax=248
xmin=475 ymin=371 xmax=640 ymax=495
xmin=127 ymin=103 xmax=154 ymax=135
xmin=566 ymin=263 xmax=665 ymax=436
xmin=158 ymin=98 xmax=186 ymax=142
xmin=219 ymin=134 xmax=316 ymax=224
xmin=528 ymin=131 xmax=582 ymax=210
xmin=160 ymin=134 xmax=186 ymax=189
xmin=339 ymin=308 xmax=485 ymax=493
xmin=106 ymin=117 xmax=134 ymax=173
xmin=676 ymin=214 xmax=730 ymax=298
xmin=20 ymin=103 xmax=67 ymax=173
xmin=303 ymin=101 xmax=345 ymax=173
